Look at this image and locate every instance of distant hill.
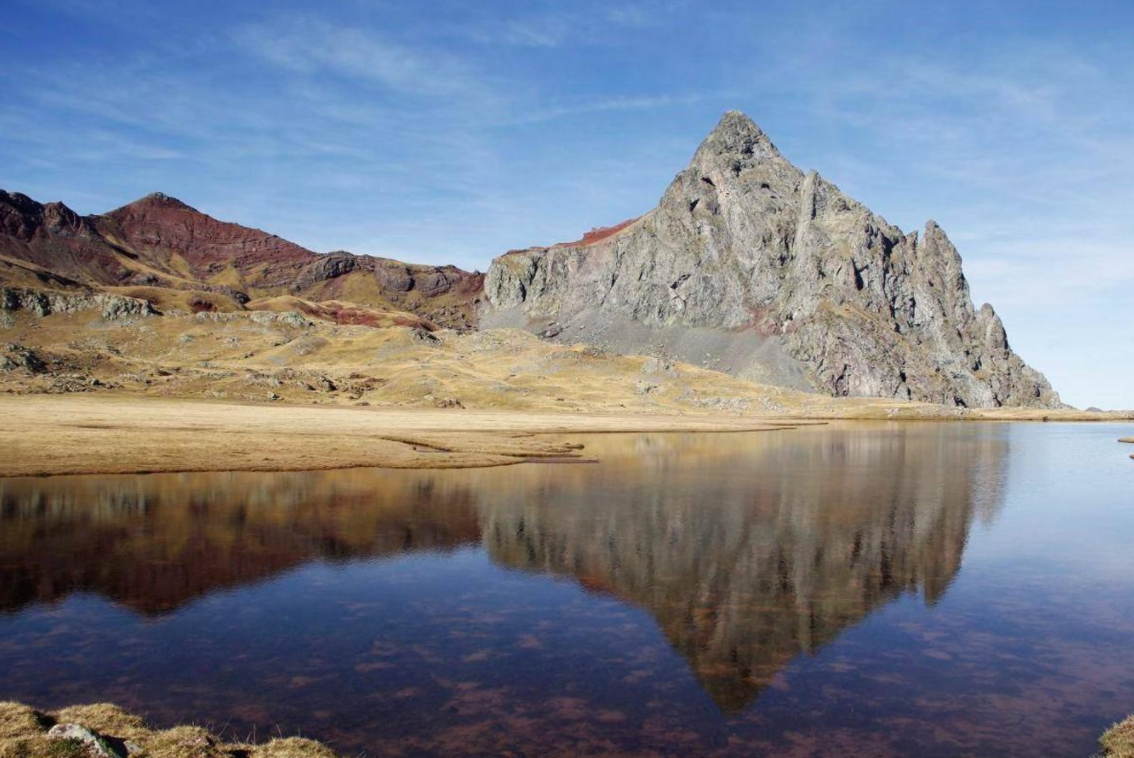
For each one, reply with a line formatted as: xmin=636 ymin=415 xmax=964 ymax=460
xmin=0 ymin=189 xmax=483 ymax=331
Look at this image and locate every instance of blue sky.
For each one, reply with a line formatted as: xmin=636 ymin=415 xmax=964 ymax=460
xmin=2 ymin=0 xmax=1132 ymax=409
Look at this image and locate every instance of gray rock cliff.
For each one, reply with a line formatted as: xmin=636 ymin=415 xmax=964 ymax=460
xmin=484 ymin=111 xmax=1059 ymax=408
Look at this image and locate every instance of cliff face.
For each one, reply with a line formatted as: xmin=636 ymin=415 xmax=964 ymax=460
xmin=485 ymin=112 xmax=1059 ymax=408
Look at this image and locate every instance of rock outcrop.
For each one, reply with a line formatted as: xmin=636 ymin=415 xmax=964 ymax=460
xmin=484 ymin=111 xmax=1059 ymax=408
xmin=0 ymin=286 xmax=155 ymax=319
xmin=291 ymin=251 xmax=485 ymax=330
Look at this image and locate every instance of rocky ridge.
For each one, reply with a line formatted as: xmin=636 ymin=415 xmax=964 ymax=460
xmin=0 ymin=190 xmax=483 ymax=330
xmin=484 ymin=111 xmax=1059 ymax=409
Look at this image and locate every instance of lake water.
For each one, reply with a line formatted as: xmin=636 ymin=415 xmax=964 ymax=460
xmin=2 ymin=422 xmax=1133 ymax=756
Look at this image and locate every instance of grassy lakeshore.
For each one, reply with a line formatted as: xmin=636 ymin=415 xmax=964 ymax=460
xmin=0 ymin=393 xmax=1131 ymax=478
xmin=0 ymin=394 xmax=815 ymax=477
xmin=0 ymin=701 xmax=333 ymax=757
xmin=4 ymin=308 xmax=1133 ymax=423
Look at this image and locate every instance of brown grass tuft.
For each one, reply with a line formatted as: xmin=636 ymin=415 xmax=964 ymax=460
xmin=250 ymin=737 xmax=339 ymax=757
xmin=52 ymin=703 xmax=147 ymax=741
xmin=0 ymin=703 xmax=46 ymax=741
xmin=1102 ymin=716 xmax=1134 ymax=757
xmin=0 ymin=701 xmax=337 ymax=757
xmin=145 ymin=725 xmax=226 ymax=757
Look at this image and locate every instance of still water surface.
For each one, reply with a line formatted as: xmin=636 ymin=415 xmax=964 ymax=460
xmin=1 ymin=423 xmax=1133 ymax=755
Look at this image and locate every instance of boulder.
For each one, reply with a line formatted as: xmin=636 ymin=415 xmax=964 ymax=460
xmin=46 ymin=723 xmax=121 ymax=757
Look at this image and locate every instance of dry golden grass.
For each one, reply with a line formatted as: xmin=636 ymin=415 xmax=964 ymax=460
xmin=250 ymin=739 xmax=337 ymax=758
xmin=0 ymin=394 xmax=812 ymax=477
xmin=1102 ymin=716 xmax=1134 ymax=757
xmin=50 ymin=704 xmax=148 ymax=742
xmin=0 ymin=701 xmax=335 ymax=757
xmin=245 ymin=294 xmax=428 ymax=328
xmin=6 ymin=307 xmax=1127 ymax=422
xmin=0 ymin=255 xmax=80 ymax=292
xmin=0 ymin=703 xmax=43 ymax=741
xmin=105 ymin=286 xmax=246 ymax=314
xmin=1 ymin=307 xmax=1131 ymax=478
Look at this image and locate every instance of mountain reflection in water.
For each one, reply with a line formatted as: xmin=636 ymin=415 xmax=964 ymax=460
xmin=481 ymin=430 xmax=1005 ymax=711
xmin=0 ymin=425 xmax=1004 ymax=720
xmin=0 ymin=475 xmax=482 ymax=615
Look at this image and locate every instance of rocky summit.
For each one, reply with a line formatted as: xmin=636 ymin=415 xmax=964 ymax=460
xmin=484 ymin=111 xmax=1059 ymax=409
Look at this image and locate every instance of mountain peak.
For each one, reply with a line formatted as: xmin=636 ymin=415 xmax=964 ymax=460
xmin=685 ymin=110 xmax=794 ymax=185
xmin=118 ymin=192 xmax=198 ymax=214
xmin=712 ymin=110 xmax=765 ymax=136
xmin=485 ymin=112 xmax=1060 ymax=410
xmin=702 ymin=110 xmax=780 ymax=155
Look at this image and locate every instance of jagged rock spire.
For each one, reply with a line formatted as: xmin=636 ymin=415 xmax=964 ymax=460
xmin=485 ymin=110 xmax=1060 ymax=409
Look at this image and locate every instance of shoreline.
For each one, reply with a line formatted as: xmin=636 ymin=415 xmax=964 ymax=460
xmin=0 ymin=701 xmax=335 ymax=757
xmin=1102 ymin=715 xmax=1134 ymax=756
xmin=0 ymin=394 xmax=815 ymax=478
xmin=1 ymin=394 xmax=1131 ymax=479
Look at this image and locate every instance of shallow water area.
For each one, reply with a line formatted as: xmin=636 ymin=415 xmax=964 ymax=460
xmin=2 ymin=422 xmax=1133 ymax=756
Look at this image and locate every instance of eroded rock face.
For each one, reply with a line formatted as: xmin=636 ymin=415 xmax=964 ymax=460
xmin=485 ymin=111 xmax=1059 ymax=408
xmin=0 ymin=343 xmax=47 ymax=374
xmin=293 ymin=252 xmax=361 ymax=291
xmin=0 ymin=286 xmax=155 ymax=320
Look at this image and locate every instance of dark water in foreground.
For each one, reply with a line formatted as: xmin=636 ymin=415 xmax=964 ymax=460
xmin=2 ymin=423 xmax=1133 ymax=756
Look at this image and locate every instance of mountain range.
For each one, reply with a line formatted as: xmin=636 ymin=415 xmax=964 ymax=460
xmin=0 ymin=111 xmax=1060 ymax=409
xmin=0 ymin=189 xmax=483 ymax=330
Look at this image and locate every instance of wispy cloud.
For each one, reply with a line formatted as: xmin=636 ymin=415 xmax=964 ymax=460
xmin=501 ymin=92 xmax=713 ymax=126
xmin=779 ymin=45 xmax=1134 ymax=284
xmin=494 ymin=17 xmax=573 ymax=48
xmin=462 ymin=0 xmax=680 ymax=48
xmin=235 ymin=16 xmax=486 ymax=98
